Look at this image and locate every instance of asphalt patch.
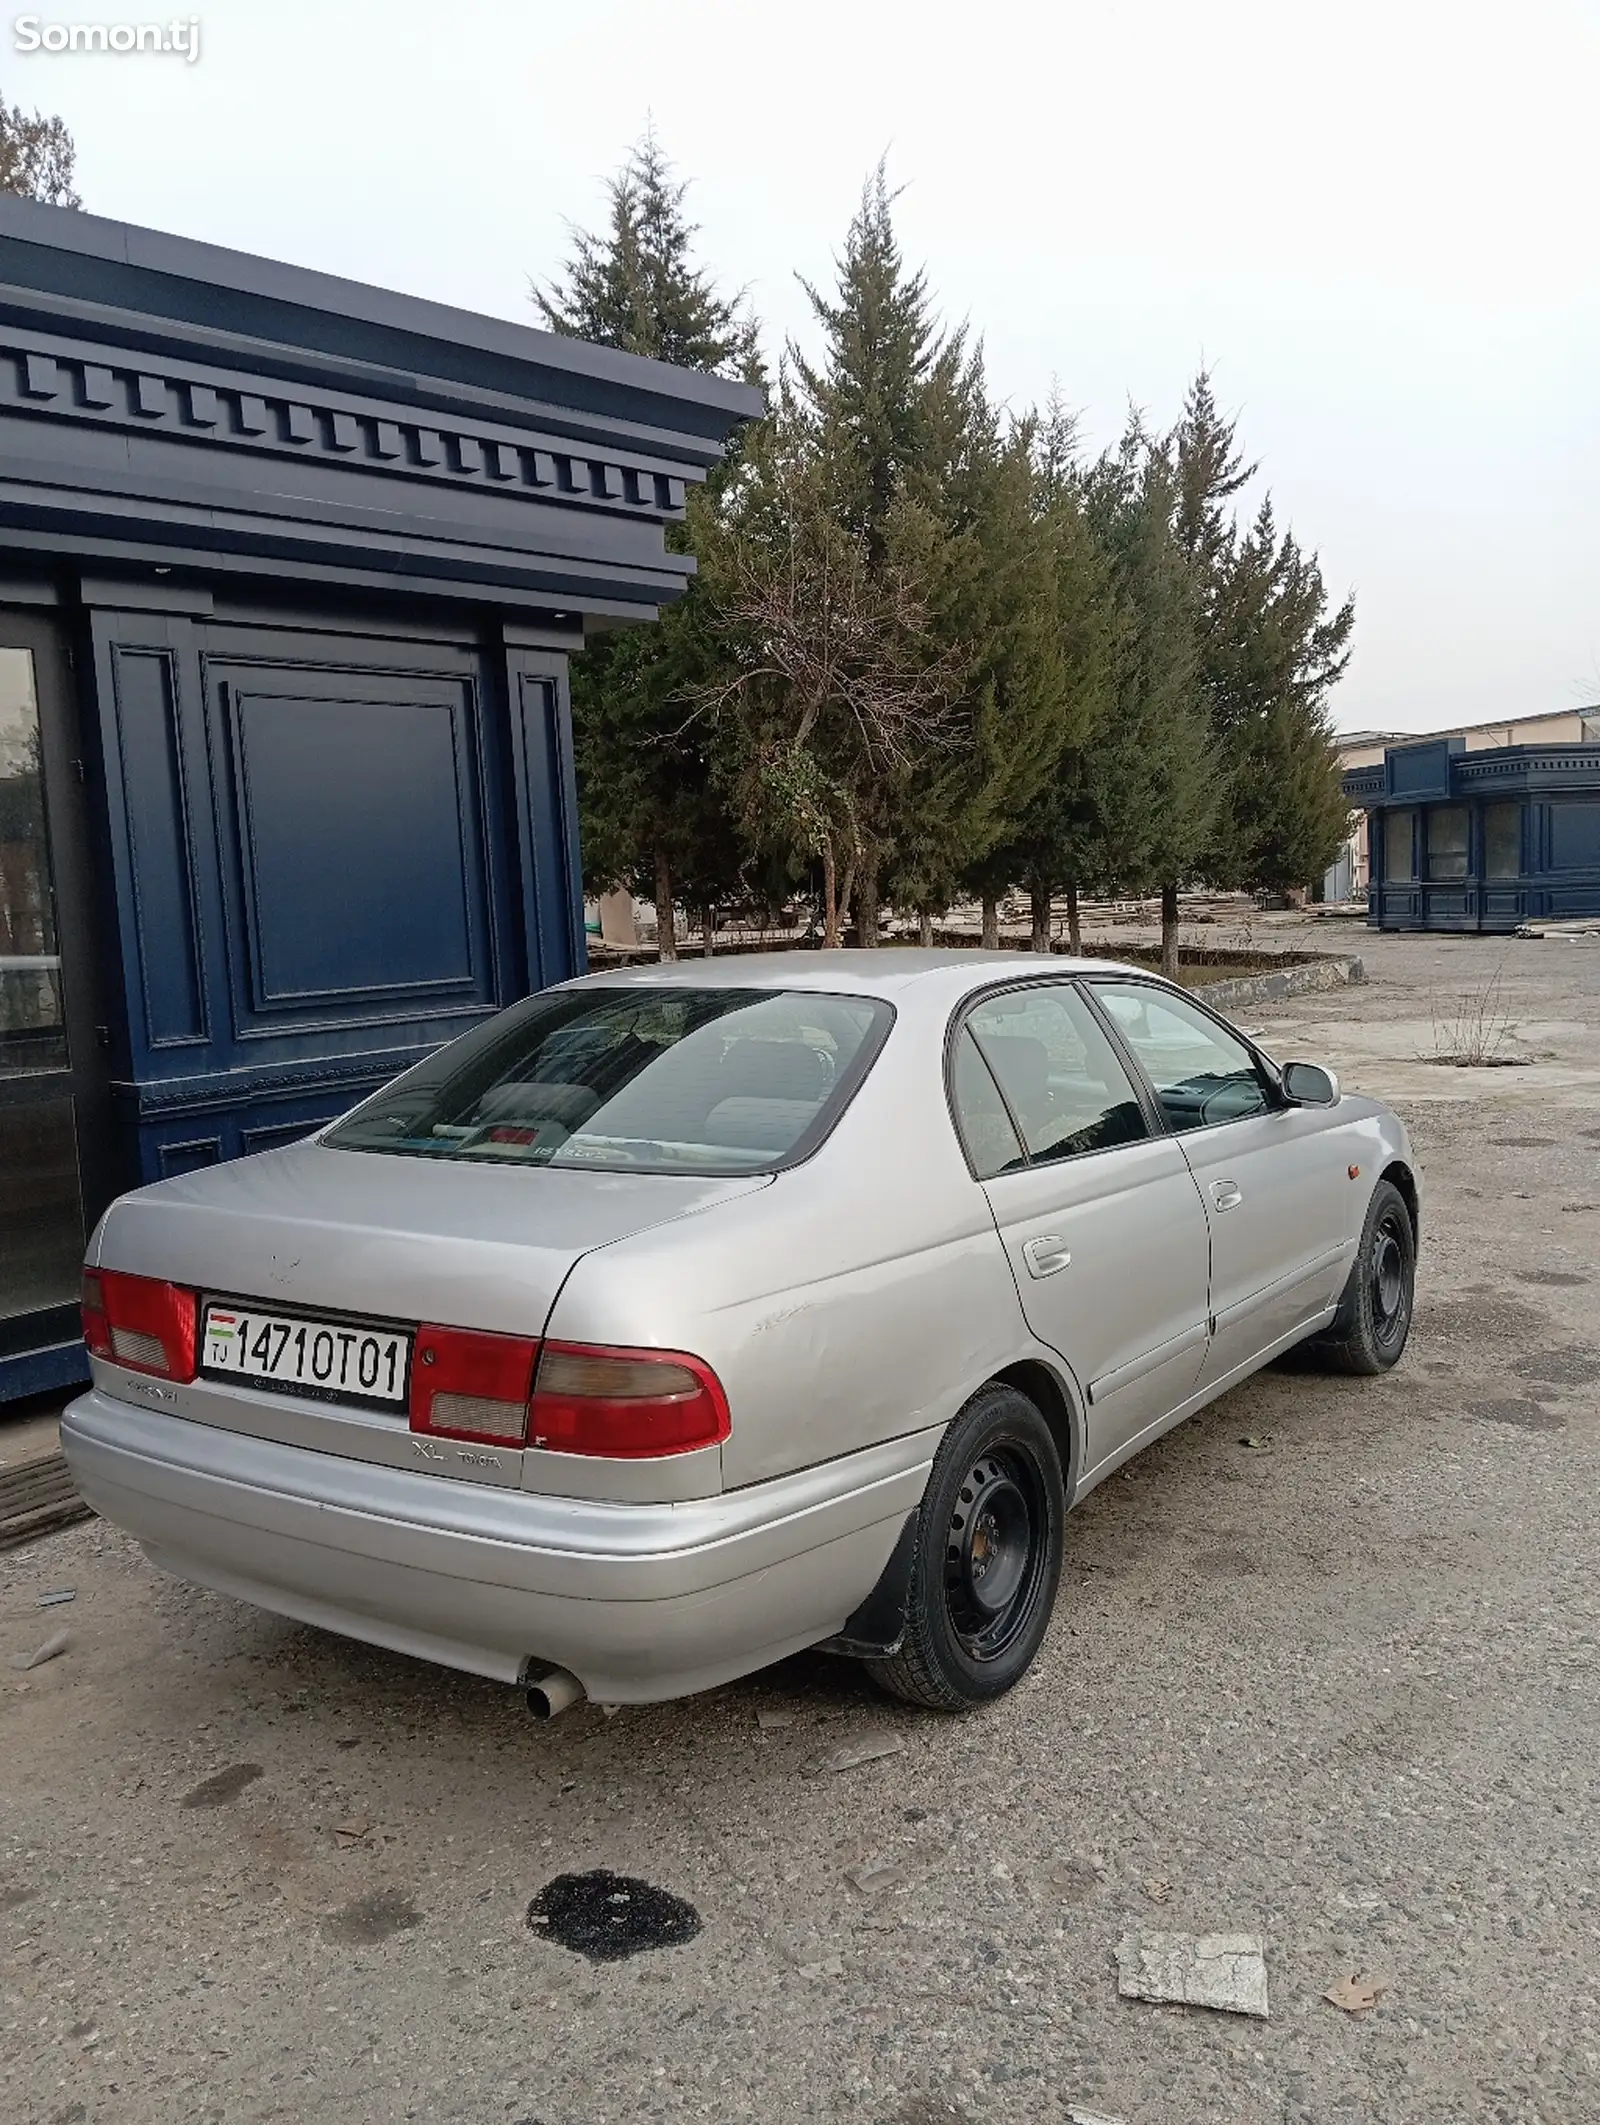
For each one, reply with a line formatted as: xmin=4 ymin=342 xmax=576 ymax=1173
xmin=1512 ymin=1349 xmax=1600 ymax=1388
xmin=1193 ymin=1545 xmax=1265 ymax=1578
xmin=1415 ymin=1294 xmax=1549 ymax=1346
xmin=321 ymin=1888 xmax=421 ymax=1945
xmin=180 ymin=1763 xmax=263 ymax=1808
xmin=527 ymin=1869 xmax=701 ymax=1961
xmin=1466 ymin=1399 xmax=1566 ymax=1433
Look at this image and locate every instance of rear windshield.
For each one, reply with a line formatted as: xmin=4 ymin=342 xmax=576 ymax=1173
xmin=323 ymin=985 xmax=894 ymax=1176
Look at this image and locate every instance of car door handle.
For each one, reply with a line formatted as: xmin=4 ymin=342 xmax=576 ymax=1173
xmin=1210 ymin=1180 xmax=1243 ymax=1212
xmin=1022 ymin=1234 xmax=1072 ymax=1278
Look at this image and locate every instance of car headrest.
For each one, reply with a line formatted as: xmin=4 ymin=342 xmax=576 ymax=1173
xmin=717 ymin=1039 xmax=828 ymax=1104
xmin=701 ymin=1096 xmax=819 ymax=1152
xmin=476 ymin=1081 xmax=601 ymax=1129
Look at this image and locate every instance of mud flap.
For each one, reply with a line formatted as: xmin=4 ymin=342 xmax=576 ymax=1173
xmin=814 ymin=1509 xmax=920 ymax=1659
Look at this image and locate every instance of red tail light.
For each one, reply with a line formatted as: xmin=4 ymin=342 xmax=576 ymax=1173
xmin=529 ymin=1343 xmax=730 ymax=1458
xmin=81 ymin=1268 xmax=197 ymax=1382
xmin=409 ymin=1324 xmax=538 ymax=1446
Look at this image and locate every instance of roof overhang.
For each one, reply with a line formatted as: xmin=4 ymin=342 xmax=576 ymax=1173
xmin=0 ymin=198 xmax=763 ymax=620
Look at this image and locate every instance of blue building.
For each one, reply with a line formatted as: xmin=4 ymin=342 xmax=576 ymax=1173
xmin=1345 ymin=733 xmax=1600 ymax=932
xmin=0 ymin=199 xmax=758 ymax=1401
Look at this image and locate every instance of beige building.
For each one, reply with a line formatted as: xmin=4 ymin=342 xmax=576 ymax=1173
xmin=1329 ymin=707 xmax=1600 ymax=899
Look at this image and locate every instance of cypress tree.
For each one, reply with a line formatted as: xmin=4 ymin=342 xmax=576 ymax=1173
xmin=533 ymin=130 xmax=761 ymax=959
xmin=784 ymin=164 xmax=967 ymax=940
xmin=1082 ymin=428 xmax=1217 ymax=976
xmin=1174 ymin=374 xmax=1354 ymax=903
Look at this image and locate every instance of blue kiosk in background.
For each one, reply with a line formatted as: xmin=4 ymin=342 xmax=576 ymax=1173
xmin=1347 ymin=734 xmax=1600 ymax=932
xmin=0 ymin=197 xmax=759 ymax=1400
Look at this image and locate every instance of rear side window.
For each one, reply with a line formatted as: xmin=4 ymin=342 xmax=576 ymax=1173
xmin=961 ymin=983 xmax=1148 ymax=1166
xmin=950 ymin=1028 xmax=1028 ymax=1179
xmin=325 ymin=987 xmax=892 ymax=1176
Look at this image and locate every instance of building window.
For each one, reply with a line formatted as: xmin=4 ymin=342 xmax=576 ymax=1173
xmin=1427 ymin=805 xmax=1469 ymax=881
xmin=1384 ymin=809 xmax=1415 ymax=881
xmin=1549 ymin=801 xmax=1600 ymax=872
xmin=1484 ymin=802 xmax=1521 ymax=879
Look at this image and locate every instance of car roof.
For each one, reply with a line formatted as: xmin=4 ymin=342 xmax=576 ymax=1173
xmin=567 ymin=948 xmax=1149 ymax=998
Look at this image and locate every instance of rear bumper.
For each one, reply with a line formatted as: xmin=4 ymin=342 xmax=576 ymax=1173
xmin=61 ymin=1391 xmax=934 ymax=1703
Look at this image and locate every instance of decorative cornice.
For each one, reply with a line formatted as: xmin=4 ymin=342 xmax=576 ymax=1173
xmin=1347 ymin=744 xmax=1600 ymax=808
xmin=0 ymin=327 xmax=690 ymax=525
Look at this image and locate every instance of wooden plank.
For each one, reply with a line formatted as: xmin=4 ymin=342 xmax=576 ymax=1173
xmin=0 ymin=1450 xmax=91 ymax=1551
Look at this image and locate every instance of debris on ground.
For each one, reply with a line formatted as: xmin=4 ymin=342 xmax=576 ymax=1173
xmin=1115 ymin=1929 xmax=1269 ymax=2017
xmin=1142 ymin=1874 xmax=1171 ymax=1903
xmin=9 ymin=1629 xmax=70 ymax=1672
xmin=1238 ymin=1435 xmax=1275 ymax=1451
xmin=843 ymin=1857 xmax=906 ymax=1894
xmin=179 ymin=1762 xmax=263 ymax=1808
xmin=809 ymin=1728 xmax=905 ymax=1775
xmin=37 ymin=1587 xmax=76 ymax=1607
xmin=1324 ymin=1971 xmax=1388 ymax=2013
xmin=526 ymin=1870 xmax=701 ymax=1961
xmin=1066 ymin=2109 xmax=1129 ymax=2125
xmin=756 ymin=1707 xmax=794 ymax=1731
xmin=334 ymin=1816 xmax=374 ymax=1845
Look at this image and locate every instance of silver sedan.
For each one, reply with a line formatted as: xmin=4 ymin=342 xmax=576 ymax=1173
xmin=63 ymin=952 xmax=1419 ymax=1713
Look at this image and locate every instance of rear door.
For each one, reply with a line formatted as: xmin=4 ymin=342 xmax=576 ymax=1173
xmin=950 ymin=982 xmax=1212 ymax=1483
xmin=1086 ymin=979 xmax=1351 ymax=1387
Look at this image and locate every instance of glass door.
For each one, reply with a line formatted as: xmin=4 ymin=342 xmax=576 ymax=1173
xmin=0 ymin=613 xmax=111 ymax=1373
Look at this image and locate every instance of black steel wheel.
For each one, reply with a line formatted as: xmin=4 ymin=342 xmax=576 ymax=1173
xmin=867 ymin=1382 xmax=1065 ymax=1711
xmin=1307 ymin=1176 xmax=1416 ymax=1375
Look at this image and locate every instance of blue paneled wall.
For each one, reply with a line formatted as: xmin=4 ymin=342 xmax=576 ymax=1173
xmin=90 ymin=607 xmax=586 ymax=1184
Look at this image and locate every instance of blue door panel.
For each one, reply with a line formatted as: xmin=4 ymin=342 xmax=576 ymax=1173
xmin=87 ymin=611 xmax=585 ymax=1197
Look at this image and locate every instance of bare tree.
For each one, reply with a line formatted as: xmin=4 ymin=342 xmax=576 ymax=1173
xmin=701 ymin=451 xmax=966 ymax=946
xmin=0 ymin=95 xmax=80 ymax=207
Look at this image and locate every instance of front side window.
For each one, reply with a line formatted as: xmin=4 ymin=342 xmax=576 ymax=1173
xmin=961 ymin=983 xmax=1147 ymax=1166
xmin=1384 ymin=809 xmax=1415 ymax=881
xmin=1092 ymin=982 xmax=1270 ymax=1133
xmin=1427 ymin=805 xmax=1469 ymax=881
xmin=324 ymin=986 xmax=892 ymax=1176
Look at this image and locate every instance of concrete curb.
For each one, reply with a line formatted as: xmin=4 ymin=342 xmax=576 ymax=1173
xmin=1199 ymin=953 xmax=1365 ymax=1012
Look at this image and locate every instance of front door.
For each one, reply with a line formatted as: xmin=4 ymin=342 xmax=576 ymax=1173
xmin=0 ymin=612 xmax=112 ymax=1387
xmin=950 ymin=981 xmax=1212 ymax=1487
xmin=1088 ymin=980 xmax=1350 ymax=1388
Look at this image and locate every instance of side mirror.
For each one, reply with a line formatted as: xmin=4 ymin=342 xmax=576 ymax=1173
xmin=1280 ymin=1059 xmax=1341 ymax=1107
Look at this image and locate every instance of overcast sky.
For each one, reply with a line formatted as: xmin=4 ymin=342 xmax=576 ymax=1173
xmin=12 ymin=0 xmax=1596 ymax=735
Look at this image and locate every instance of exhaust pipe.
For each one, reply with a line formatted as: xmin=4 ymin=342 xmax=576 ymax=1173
xmin=526 ymin=1666 xmax=585 ymax=1719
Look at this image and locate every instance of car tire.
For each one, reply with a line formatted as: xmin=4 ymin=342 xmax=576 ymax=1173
xmin=1305 ymin=1177 xmax=1416 ymax=1375
xmin=866 ymin=1381 xmax=1065 ymax=1712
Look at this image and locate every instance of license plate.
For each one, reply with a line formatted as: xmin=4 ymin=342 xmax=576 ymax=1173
xmin=201 ymin=1302 xmax=410 ymax=1405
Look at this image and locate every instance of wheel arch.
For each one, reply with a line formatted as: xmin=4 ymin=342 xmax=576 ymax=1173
xmin=817 ymin=1356 xmax=1082 ymax=1662
xmin=1380 ymin=1157 xmax=1421 ymax=1245
xmin=992 ymin=1356 xmax=1082 ymax=1499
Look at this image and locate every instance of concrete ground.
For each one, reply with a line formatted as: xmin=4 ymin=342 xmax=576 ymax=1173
xmin=3 ymin=923 xmax=1598 ymax=2125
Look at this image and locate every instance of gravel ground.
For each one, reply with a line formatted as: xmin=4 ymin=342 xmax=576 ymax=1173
xmin=3 ymin=925 xmax=1598 ymax=2125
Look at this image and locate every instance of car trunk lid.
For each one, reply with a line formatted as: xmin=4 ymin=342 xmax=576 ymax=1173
xmin=94 ymin=1139 xmax=767 ymax=1335
xmin=89 ymin=1141 xmax=768 ymax=1498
